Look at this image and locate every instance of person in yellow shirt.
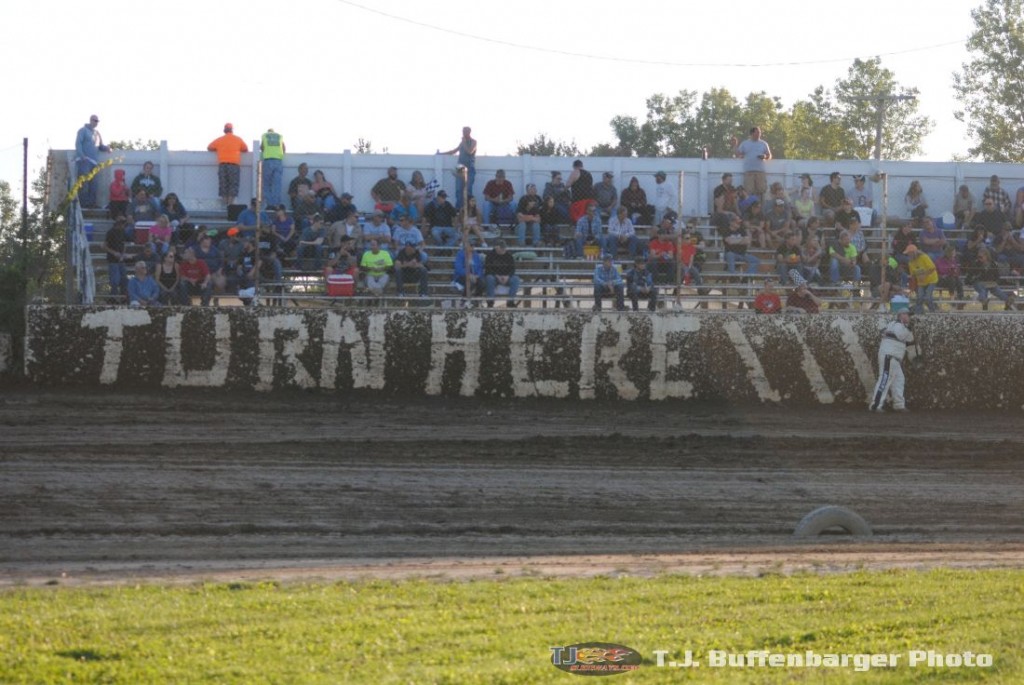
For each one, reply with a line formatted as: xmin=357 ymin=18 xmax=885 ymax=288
xmin=207 ymin=123 xmax=249 ymax=207
xmin=904 ymin=244 xmax=938 ymax=313
xmin=359 ymin=238 xmax=394 ymax=296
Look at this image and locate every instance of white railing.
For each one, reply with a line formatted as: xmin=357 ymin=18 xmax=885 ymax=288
xmin=59 ymin=145 xmax=1024 ymax=221
xmin=70 ymin=203 xmax=96 ymax=304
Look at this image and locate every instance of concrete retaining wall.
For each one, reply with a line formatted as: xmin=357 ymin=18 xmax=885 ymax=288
xmin=23 ymin=306 xmax=1023 ymax=409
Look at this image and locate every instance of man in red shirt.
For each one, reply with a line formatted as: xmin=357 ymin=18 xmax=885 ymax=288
xmin=177 ymin=247 xmax=213 ymax=306
xmin=208 ymin=123 xmax=249 ymax=207
xmin=753 ymin=277 xmax=782 ymax=314
xmin=482 ymin=169 xmax=515 ymax=225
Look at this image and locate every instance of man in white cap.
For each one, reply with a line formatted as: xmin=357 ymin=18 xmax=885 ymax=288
xmin=868 ymin=309 xmax=919 ymax=412
xmin=74 ymin=114 xmax=111 ymax=208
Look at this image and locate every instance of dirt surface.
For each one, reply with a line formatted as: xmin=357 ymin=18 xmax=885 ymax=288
xmin=2 ymin=388 xmax=1024 ymax=586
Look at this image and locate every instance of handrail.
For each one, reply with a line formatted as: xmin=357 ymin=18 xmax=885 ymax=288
xmin=69 ymin=202 xmax=96 ymax=304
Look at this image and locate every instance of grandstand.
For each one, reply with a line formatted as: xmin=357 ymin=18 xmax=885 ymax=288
xmin=50 ymin=145 xmax=1024 ymax=311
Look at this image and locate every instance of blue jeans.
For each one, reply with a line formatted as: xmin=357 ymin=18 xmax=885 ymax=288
xmin=299 ymin=244 xmax=326 ymax=270
xmin=431 ymin=226 xmax=459 ymax=247
xmin=604 ymin=235 xmax=638 ymax=258
xmin=516 ymin=221 xmax=541 ymax=246
xmin=77 ymin=159 xmax=99 ymax=208
xmin=974 ymin=282 xmax=1011 ymax=303
xmin=725 ymin=251 xmax=760 ymax=274
xmin=178 ymin=280 xmax=212 ymax=306
xmin=262 ymin=158 xmax=283 ymax=208
xmin=914 ymin=283 xmax=938 ymax=313
xmin=483 ymin=200 xmax=514 ymax=224
xmin=107 ymin=261 xmax=127 ymax=297
xmin=829 ymin=259 xmax=861 ymax=284
xmin=575 ymin=232 xmax=600 ymax=258
xmin=396 ymin=266 xmax=430 ymax=296
xmin=594 ymin=284 xmax=625 ymax=310
xmin=485 ymin=274 xmax=521 ymax=304
xmin=628 ymin=284 xmax=658 ymax=311
xmin=455 ymin=165 xmax=475 ymax=209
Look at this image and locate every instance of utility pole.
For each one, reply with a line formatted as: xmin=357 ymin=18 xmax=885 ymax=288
xmin=852 ymin=93 xmax=916 ymax=161
xmin=21 ymin=138 xmax=28 ymax=276
xmin=851 ymin=94 xmax=915 ymax=297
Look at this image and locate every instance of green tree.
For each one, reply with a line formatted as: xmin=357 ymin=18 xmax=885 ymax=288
xmin=605 ymin=114 xmax=660 ymax=157
xmin=0 ymin=180 xmax=18 ymax=251
xmin=953 ymin=0 xmax=1024 ymax=161
xmin=515 ymin=134 xmax=581 ymax=157
xmin=597 ymin=59 xmax=930 ymax=161
xmin=108 ymin=139 xmax=160 ymax=151
xmin=833 ymin=58 xmax=932 ymax=160
xmin=689 ymin=88 xmax=745 ymax=158
xmin=778 ymin=88 xmax=848 ymax=160
xmin=0 ymin=171 xmax=64 ymax=371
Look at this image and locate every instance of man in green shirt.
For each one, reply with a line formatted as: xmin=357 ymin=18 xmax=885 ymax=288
xmin=828 ymin=230 xmax=861 ymax=284
xmin=359 ymin=238 xmax=394 ymax=296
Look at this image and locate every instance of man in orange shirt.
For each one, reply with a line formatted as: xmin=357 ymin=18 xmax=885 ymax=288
xmin=207 ymin=123 xmax=248 ymax=207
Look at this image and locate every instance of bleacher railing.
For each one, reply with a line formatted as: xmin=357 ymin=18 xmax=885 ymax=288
xmin=69 ymin=202 xmax=96 ymax=304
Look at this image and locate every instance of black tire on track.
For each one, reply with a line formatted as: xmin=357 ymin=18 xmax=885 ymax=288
xmin=794 ymin=506 xmax=872 ymax=537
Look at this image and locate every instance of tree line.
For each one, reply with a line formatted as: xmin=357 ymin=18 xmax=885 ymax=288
xmin=517 ymin=0 xmax=1023 ymax=163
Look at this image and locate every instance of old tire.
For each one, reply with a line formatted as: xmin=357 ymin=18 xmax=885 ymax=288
xmin=794 ymin=506 xmax=872 ymax=538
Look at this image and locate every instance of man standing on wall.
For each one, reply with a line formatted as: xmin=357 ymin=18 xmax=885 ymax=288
xmin=439 ymin=126 xmax=477 ymax=209
xmin=260 ymin=128 xmax=286 ymax=209
xmin=732 ymin=127 xmax=771 ymax=201
xmin=208 ymin=123 xmax=249 ymax=208
xmin=869 ymin=310 xmax=918 ymax=412
xmin=75 ymin=114 xmax=111 ymax=208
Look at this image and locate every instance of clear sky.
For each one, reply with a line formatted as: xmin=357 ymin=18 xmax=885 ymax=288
xmin=0 ymin=0 xmax=979 ymax=203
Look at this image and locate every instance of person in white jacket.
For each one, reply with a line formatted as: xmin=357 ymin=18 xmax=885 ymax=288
xmin=869 ymin=310 xmax=918 ymax=412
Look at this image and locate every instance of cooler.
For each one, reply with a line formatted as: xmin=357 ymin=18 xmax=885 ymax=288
xmin=133 ymin=221 xmax=154 ymax=245
xmin=326 ymin=273 xmax=355 ymax=297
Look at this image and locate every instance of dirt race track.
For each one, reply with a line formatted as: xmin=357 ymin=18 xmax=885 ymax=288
xmin=2 ymin=387 xmax=1024 ymax=586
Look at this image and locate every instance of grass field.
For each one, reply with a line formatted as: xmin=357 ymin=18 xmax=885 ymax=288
xmin=2 ymin=568 xmax=1022 ymax=684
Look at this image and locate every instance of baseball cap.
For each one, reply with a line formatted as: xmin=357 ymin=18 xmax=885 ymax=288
xmin=340 ymin=192 xmax=353 ymax=200
xmin=601 ymin=252 xmax=613 ymax=260
xmin=226 ymin=227 xmax=240 ymax=237
xmin=654 ymin=171 xmax=666 ymax=178
xmin=437 ymin=190 xmax=447 ymax=197
xmin=853 ymin=174 xmax=866 ymax=182
xmin=404 ymin=240 xmax=417 ymax=247
xmin=774 ymin=198 xmax=785 ymax=206
xmin=603 ymin=172 xmax=613 ymax=178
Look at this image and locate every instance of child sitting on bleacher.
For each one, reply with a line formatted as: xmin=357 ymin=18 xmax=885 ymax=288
xmin=108 ymin=169 xmax=130 ymax=220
